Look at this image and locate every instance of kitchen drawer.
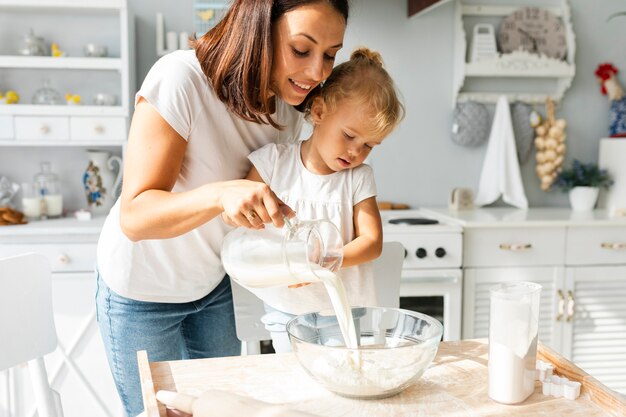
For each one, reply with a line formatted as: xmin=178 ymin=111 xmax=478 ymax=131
xmin=0 ymin=243 xmax=96 ymax=272
xmin=566 ymin=226 xmax=626 ymax=266
xmin=463 ymin=227 xmax=566 ymax=267
xmin=70 ymin=116 xmax=126 ymax=141
xmin=0 ymin=115 xmax=13 ymax=139
xmin=14 ymin=116 xmax=69 ymax=141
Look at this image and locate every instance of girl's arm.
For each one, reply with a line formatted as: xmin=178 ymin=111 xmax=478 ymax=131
xmin=119 ymin=98 xmax=292 ymax=241
xmin=341 ymin=196 xmax=383 ymax=268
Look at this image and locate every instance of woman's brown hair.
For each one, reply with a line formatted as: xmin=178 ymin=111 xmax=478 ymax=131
xmin=192 ymin=0 xmax=349 ymax=129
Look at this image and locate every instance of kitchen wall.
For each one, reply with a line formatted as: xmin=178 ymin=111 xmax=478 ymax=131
xmin=129 ymin=0 xmax=626 ymax=208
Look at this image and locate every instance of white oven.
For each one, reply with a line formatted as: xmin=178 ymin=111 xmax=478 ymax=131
xmin=382 ymin=210 xmax=464 ymax=341
xmin=398 ymin=269 xmax=462 ymax=341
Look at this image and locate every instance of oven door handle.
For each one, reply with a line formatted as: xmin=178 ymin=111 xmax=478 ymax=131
xmin=401 ymin=276 xmax=460 ymax=285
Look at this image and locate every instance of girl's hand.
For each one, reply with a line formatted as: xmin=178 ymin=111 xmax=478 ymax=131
xmin=220 ymin=180 xmax=294 ymax=229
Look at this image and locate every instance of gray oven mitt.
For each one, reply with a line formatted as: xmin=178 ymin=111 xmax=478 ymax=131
xmin=510 ymin=101 xmax=534 ymax=164
xmin=451 ymin=101 xmax=490 ymax=147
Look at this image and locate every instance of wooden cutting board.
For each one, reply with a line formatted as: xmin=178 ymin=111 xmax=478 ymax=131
xmin=138 ymin=339 xmax=626 ymax=417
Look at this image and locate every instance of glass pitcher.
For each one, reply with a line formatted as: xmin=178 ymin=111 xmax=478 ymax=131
xmin=221 ymin=217 xmax=344 ymax=288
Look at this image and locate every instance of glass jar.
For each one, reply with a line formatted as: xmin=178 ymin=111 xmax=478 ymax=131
xmin=488 ymin=281 xmax=542 ymax=404
xmin=33 ymin=162 xmax=63 ymax=219
xmin=18 ymin=29 xmax=47 ymax=56
xmin=31 ymin=79 xmax=62 ymax=105
xmin=221 ymin=217 xmax=344 ymax=288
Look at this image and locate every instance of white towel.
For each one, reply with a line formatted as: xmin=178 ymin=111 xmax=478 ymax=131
xmin=474 ymin=95 xmax=528 ymax=209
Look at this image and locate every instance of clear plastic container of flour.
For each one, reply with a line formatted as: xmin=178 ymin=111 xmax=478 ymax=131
xmin=221 ymin=217 xmax=344 ymax=288
xmin=488 ymin=281 xmax=542 ymax=404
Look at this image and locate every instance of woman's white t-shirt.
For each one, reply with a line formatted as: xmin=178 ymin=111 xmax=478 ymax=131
xmin=97 ymin=50 xmax=303 ymax=303
xmin=245 ymin=142 xmax=378 ymax=315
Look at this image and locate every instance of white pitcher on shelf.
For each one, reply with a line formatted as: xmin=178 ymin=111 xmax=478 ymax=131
xmin=83 ymin=150 xmax=123 ymax=216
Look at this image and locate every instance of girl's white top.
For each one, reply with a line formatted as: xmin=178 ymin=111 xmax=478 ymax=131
xmin=245 ymin=142 xmax=377 ymax=314
xmin=97 ymin=50 xmax=303 ymax=302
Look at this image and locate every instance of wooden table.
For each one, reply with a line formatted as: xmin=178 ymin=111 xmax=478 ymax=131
xmin=138 ymin=339 xmax=626 ymax=417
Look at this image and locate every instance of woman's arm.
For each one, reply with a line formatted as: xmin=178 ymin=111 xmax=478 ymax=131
xmin=119 ymin=98 xmax=292 ymax=241
xmin=340 ymin=196 xmax=383 ymax=268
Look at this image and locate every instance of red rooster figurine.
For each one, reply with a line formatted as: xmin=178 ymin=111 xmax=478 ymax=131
xmin=595 ymin=63 xmax=626 ymax=137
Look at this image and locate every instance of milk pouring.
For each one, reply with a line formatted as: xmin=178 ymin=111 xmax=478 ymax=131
xmin=488 ymin=281 xmax=542 ymax=404
xmin=222 ymin=217 xmax=358 ymax=348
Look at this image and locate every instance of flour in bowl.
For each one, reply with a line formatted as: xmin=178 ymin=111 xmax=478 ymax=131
xmin=308 ymin=340 xmax=438 ymax=397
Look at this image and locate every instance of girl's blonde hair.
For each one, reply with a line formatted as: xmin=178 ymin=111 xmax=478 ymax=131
xmin=306 ymin=47 xmax=405 ymax=138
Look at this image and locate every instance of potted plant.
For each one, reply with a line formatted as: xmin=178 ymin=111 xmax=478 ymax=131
xmin=554 ymin=159 xmax=613 ymax=211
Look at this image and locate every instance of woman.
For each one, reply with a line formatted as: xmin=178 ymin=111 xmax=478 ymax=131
xmin=95 ymin=1 xmax=348 ymax=415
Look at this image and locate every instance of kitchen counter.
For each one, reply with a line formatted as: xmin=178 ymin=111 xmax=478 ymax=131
xmin=0 ymin=215 xmax=105 ymax=237
xmin=419 ymin=207 xmax=626 ymax=228
xmin=138 ymin=339 xmax=626 ymax=417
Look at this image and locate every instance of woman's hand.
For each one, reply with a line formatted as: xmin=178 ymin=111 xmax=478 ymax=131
xmin=220 ymin=179 xmax=294 ymax=229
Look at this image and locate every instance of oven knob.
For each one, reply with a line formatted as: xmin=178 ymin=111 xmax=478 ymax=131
xmin=403 ymin=248 xmax=408 ymax=258
xmin=435 ymin=247 xmax=446 ymax=258
xmin=416 ymin=248 xmax=427 ymax=258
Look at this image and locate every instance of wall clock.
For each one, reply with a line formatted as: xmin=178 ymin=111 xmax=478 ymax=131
xmin=497 ymin=6 xmax=568 ymax=60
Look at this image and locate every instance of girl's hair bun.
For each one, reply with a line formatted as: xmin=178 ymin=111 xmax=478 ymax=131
xmin=350 ymin=47 xmax=383 ymax=67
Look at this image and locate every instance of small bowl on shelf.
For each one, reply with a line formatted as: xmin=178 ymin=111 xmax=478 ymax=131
xmin=93 ymin=93 xmax=117 ymax=106
xmin=83 ymin=43 xmax=108 ymax=58
xmin=286 ymin=307 xmax=443 ymax=399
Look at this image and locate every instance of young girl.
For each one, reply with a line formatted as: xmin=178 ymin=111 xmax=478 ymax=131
xmin=242 ymin=47 xmax=404 ymax=352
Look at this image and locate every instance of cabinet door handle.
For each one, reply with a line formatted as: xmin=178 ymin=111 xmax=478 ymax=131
xmin=556 ymin=289 xmax=564 ymax=322
xmin=499 ymin=243 xmax=532 ymax=251
xmin=601 ymin=242 xmax=626 ymax=250
xmin=94 ymin=125 xmax=105 ymax=134
xmin=58 ymin=254 xmax=70 ymax=264
xmin=566 ymin=290 xmax=575 ymax=322
xmin=39 ymin=124 xmax=50 ymax=134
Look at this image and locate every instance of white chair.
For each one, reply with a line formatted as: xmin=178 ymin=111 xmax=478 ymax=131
xmin=0 ymin=253 xmax=64 ymax=417
xmin=231 ymin=241 xmax=405 ymax=355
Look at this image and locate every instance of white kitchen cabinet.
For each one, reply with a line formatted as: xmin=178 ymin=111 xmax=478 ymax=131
xmin=0 ymin=217 xmax=123 ymax=417
xmin=461 ymin=225 xmax=566 ymax=351
xmin=463 ymin=266 xmax=563 ymax=349
xmin=423 ymin=207 xmax=626 ymax=395
xmin=562 ymin=266 xmax=626 ymax=394
xmin=560 ymin=223 xmax=626 ymax=394
xmin=0 ymin=0 xmax=133 ymax=213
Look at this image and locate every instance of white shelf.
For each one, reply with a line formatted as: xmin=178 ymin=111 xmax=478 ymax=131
xmin=465 ymin=52 xmax=575 ymax=78
xmin=0 ymin=0 xmax=124 ymax=10
xmin=0 ymin=105 xmax=126 ymax=116
xmin=457 ymin=92 xmax=559 ymax=104
xmin=0 ymin=55 xmax=122 ymax=70
xmin=452 ymin=0 xmax=576 ymax=106
xmin=461 ymin=5 xmax=562 ymax=17
xmin=0 ymin=139 xmax=126 ymax=146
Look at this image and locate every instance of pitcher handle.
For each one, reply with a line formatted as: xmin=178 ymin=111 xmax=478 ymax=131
xmin=107 ymin=155 xmax=123 ymax=198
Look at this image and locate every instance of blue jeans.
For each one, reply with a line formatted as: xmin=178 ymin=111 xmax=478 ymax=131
xmin=95 ymin=271 xmax=239 ymax=417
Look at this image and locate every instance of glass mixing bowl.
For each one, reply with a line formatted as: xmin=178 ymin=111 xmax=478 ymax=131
xmin=286 ymin=307 xmax=443 ymax=399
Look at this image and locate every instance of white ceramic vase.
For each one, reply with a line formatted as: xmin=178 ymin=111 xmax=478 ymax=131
xmin=83 ymin=150 xmax=123 ymax=216
xmin=568 ymin=186 xmax=599 ymax=211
